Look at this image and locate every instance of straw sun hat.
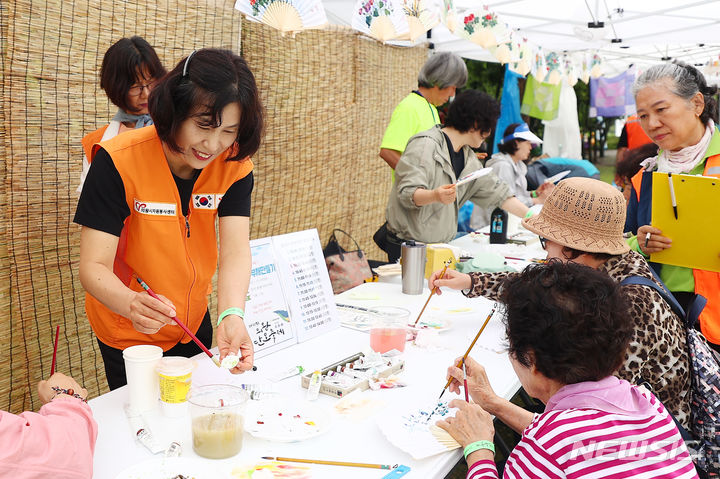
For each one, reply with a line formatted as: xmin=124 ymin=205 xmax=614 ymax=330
xmin=522 ymin=177 xmax=630 ymax=255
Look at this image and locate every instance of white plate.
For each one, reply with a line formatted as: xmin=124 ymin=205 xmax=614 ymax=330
xmin=244 ymin=399 xmax=333 ymax=442
xmin=115 ymin=457 xmax=222 ymax=479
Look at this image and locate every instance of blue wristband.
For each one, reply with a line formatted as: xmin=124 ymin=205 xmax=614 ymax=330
xmin=217 ymin=307 xmax=245 ymax=327
xmin=463 ymin=440 xmax=495 ymax=459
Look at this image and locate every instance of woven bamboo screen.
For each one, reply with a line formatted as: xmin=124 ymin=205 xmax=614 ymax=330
xmin=0 ymin=1 xmax=427 ymax=413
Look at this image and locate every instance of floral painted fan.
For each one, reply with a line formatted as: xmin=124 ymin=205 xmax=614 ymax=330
xmin=400 ymin=0 xmax=439 ymax=42
xmin=545 ymin=51 xmax=562 ymax=85
xmin=440 ymin=0 xmax=457 ymax=33
xmin=352 ymin=0 xmax=409 ymax=43
xmin=458 ymin=7 xmax=505 ymax=48
xmin=234 ymin=0 xmax=327 ymax=35
xmin=509 ymin=38 xmax=532 ymax=76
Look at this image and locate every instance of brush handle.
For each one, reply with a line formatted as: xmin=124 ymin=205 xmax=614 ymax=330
xmin=50 ymin=325 xmax=60 ymax=376
xmin=413 ymin=262 xmax=450 ymax=326
xmin=267 ymin=457 xmax=391 ymax=469
xmin=135 ymin=277 xmax=218 ymax=365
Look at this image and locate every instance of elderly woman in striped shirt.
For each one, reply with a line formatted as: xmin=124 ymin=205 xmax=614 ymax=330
xmin=437 ymin=261 xmax=697 ymax=479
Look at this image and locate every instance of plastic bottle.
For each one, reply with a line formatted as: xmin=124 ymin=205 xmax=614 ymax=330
xmin=489 ymin=207 xmax=508 ymax=244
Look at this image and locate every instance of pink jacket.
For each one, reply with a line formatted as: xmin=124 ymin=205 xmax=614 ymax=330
xmin=0 ymin=397 xmax=98 ymax=478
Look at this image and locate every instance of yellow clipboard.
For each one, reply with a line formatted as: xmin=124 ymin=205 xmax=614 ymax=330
xmin=650 ymin=172 xmax=720 ymax=272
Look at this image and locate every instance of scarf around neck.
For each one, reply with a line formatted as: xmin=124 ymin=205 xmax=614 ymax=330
xmin=641 ymin=119 xmax=714 ymax=173
xmin=545 ymin=376 xmax=657 ymax=418
xmin=112 ymin=109 xmax=153 ymax=129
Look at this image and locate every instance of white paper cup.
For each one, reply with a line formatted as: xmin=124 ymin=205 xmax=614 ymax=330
xmin=123 ymin=345 xmax=163 ymax=414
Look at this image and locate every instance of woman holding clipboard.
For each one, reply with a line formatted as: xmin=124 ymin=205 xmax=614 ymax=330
xmin=627 ymin=62 xmax=720 ymax=347
xmin=75 ymin=49 xmax=263 ymax=389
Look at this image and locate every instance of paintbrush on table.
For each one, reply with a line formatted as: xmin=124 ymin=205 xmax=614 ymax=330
xmin=438 ymin=306 xmax=495 ymax=401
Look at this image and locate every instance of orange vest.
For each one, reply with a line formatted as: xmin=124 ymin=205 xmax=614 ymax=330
xmin=81 ymin=125 xmax=109 ymax=162
xmin=625 ymin=115 xmax=652 ymax=150
xmin=631 ymin=154 xmax=720 ymax=342
xmin=84 ymin=126 xmax=253 ymax=350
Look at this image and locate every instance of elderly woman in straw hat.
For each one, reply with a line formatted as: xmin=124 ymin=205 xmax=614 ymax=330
xmin=429 ymin=177 xmax=691 ymax=428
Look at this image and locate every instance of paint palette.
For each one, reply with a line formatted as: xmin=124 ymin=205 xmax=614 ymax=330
xmin=244 ymin=399 xmax=332 ymax=442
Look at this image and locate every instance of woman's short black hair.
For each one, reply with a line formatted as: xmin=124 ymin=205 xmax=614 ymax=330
xmin=443 ymin=89 xmax=500 ymax=135
xmin=497 ymin=123 xmax=522 ymax=155
xmin=149 ymin=49 xmax=264 ymax=162
xmin=616 ymin=143 xmax=658 ymax=183
xmin=100 ymin=36 xmax=166 ymax=114
xmin=500 ymin=260 xmax=633 ymax=385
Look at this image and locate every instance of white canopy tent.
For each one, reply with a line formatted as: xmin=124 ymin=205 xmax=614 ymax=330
xmin=322 ymin=0 xmax=720 ymax=81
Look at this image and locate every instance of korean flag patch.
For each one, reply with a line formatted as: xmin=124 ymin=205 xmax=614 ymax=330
xmin=193 ymin=194 xmax=215 ymax=209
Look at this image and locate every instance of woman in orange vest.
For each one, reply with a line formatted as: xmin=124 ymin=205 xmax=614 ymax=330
xmin=627 ymin=62 xmax=720 ymax=346
xmin=74 ymin=49 xmax=263 ymax=389
xmin=78 ymin=36 xmax=166 ymax=192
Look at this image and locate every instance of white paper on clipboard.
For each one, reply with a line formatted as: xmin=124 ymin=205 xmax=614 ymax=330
xmin=455 ymin=167 xmax=493 ymax=186
xmin=544 ymin=169 xmax=571 ymax=184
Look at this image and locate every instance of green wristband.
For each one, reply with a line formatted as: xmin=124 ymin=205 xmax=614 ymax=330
xmin=463 ymin=440 xmax=495 ymax=459
xmin=530 ymin=190 xmax=538 ymax=198
xmin=217 ymin=307 xmax=245 ymax=327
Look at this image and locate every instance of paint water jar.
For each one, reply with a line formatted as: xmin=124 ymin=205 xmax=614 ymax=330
xmin=187 ymin=385 xmax=248 ymax=459
xmin=369 ymin=306 xmax=410 ymax=354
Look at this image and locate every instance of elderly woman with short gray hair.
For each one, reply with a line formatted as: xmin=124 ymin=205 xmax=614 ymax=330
xmin=379 ymin=51 xmax=468 ymax=173
xmin=625 ymin=62 xmax=720 ymax=347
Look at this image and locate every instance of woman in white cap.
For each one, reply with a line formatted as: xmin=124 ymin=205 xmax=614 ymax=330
xmin=470 ymin=123 xmax=553 ymax=229
xmin=429 ymin=177 xmax=691 ymax=428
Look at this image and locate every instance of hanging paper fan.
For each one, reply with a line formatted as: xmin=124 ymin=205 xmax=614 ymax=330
xmin=533 ymin=48 xmax=547 ymax=82
xmin=234 ymin=0 xmax=327 ymax=34
xmin=458 ymin=7 xmax=505 ymax=48
xmin=351 ymin=0 xmax=409 ymax=43
xmin=545 ymin=51 xmax=562 ymax=85
xmin=590 ymin=52 xmax=603 ymax=78
xmin=579 ymin=52 xmax=590 ymax=83
xmin=400 ymin=0 xmax=439 ymax=42
xmin=563 ymin=54 xmax=578 ymax=86
xmin=705 ymin=57 xmax=720 ymax=76
xmin=509 ymin=38 xmax=531 ymax=76
xmin=489 ymin=31 xmax=517 ymax=65
xmin=440 ymin=0 xmax=457 ymax=33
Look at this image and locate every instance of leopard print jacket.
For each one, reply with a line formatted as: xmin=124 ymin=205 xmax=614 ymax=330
xmin=465 ymin=250 xmax=691 ymax=429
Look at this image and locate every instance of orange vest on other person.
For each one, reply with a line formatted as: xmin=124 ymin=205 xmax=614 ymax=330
xmin=81 ymin=125 xmax=109 ymax=162
xmin=625 ymin=115 xmax=652 ymax=150
xmin=631 ymin=153 xmax=720 ymax=343
xmin=84 ymin=126 xmax=253 ymax=350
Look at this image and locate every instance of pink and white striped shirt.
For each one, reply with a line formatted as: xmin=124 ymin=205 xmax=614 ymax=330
xmin=468 ymin=380 xmax=698 ymax=479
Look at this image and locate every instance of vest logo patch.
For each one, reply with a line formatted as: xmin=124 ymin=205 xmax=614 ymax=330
xmin=193 ymin=194 xmax=221 ymax=210
xmin=134 ymin=199 xmax=177 ymax=216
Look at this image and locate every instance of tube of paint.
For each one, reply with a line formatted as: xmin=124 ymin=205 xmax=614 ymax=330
xmin=269 ymin=365 xmax=305 ymax=382
xmin=306 ymin=370 xmax=322 ymax=400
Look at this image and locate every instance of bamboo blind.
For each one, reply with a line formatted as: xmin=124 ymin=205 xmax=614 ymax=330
xmin=0 ymin=0 xmax=426 ymax=413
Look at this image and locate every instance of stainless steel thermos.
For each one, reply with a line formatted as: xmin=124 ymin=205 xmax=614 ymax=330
xmin=401 ymin=240 xmax=426 ymax=295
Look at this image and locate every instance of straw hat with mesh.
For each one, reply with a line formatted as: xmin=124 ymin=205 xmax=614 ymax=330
xmin=522 ymin=177 xmax=630 ymax=255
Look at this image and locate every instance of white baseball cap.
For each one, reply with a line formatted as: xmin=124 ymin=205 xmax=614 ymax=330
xmin=500 ymin=123 xmax=542 ymax=146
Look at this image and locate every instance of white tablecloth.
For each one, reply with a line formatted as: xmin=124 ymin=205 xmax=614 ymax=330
xmin=89 ymin=282 xmax=519 ymax=479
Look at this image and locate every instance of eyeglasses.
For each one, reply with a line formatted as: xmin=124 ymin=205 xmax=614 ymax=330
xmin=128 ymin=81 xmax=156 ymax=97
xmin=539 ymin=237 xmax=547 ymax=250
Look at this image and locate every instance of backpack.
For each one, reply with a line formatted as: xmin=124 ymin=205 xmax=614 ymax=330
xmin=621 ymin=275 xmax=718 ymax=476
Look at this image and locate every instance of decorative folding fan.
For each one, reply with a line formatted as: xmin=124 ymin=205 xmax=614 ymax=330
xmin=400 ymin=0 xmax=439 ymax=42
xmin=509 ymin=38 xmax=531 ymax=76
xmin=705 ymin=56 xmax=720 ymax=76
xmin=234 ymin=0 xmax=327 ymax=35
xmin=458 ymin=7 xmax=505 ymax=48
xmin=533 ymin=48 xmax=547 ymax=82
xmin=564 ymin=54 xmax=578 ymax=86
xmin=545 ymin=51 xmax=562 ymax=85
xmin=580 ymin=52 xmax=591 ymax=83
xmin=590 ymin=52 xmax=603 ymax=78
xmin=351 ymin=0 xmax=409 ymax=43
xmin=440 ymin=0 xmax=457 ymax=33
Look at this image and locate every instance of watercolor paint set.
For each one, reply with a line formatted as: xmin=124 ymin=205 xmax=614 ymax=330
xmin=300 ymin=352 xmax=404 ymax=398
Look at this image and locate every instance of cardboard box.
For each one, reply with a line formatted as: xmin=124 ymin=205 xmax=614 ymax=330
xmin=424 ymin=244 xmax=457 ymax=278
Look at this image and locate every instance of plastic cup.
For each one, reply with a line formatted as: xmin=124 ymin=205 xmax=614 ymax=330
xmin=156 ymin=356 xmax=195 ymax=417
xmin=187 ymin=385 xmax=248 ymax=459
xmin=123 ymin=345 xmax=163 ymax=414
xmin=369 ymin=306 xmax=410 ymax=354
